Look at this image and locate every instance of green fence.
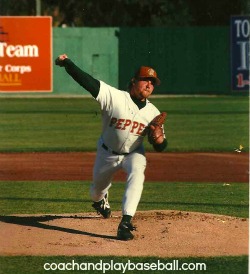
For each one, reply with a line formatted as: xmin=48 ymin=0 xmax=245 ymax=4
xmin=53 ymin=27 xmax=119 ymax=95
xmin=54 ymin=26 xmax=233 ymax=95
xmin=1 ymin=26 xmax=239 ymax=96
xmin=118 ymin=27 xmax=231 ymax=94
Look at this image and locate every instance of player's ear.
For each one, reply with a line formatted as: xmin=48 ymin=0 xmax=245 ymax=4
xmin=128 ymin=78 xmax=137 ymax=91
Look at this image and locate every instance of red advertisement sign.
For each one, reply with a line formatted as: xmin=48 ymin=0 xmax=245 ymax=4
xmin=0 ymin=16 xmax=52 ymax=92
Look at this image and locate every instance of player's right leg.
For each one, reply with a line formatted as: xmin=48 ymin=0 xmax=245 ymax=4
xmin=91 ymin=192 xmax=111 ymax=218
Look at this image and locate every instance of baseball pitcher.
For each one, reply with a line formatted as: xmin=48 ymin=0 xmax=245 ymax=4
xmin=55 ymin=54 xmax=167 ymax=240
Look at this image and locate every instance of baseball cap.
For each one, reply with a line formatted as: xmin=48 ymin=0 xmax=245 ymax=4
xmin=134 ymin=66 xmax=161 ymax=86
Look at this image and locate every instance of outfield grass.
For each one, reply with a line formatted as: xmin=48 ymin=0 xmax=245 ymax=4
xmin=0 ymin=96 xmax=248 ymax=152
xmin=0 ymin=181 xmax=248 ymax=218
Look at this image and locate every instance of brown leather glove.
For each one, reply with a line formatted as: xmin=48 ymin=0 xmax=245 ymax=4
xmin=148 ymin=112 xmax=167 ymax=145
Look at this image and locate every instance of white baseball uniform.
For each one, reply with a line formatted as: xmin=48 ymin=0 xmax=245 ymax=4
xmin=90 ymin=80 xmax=162 ymax=216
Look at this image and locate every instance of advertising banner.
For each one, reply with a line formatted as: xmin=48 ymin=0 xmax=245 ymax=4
xmin=0 ymin=16 xmax=52 ymax=92
xmin=230 ymin=16 xmax=250 ymax=92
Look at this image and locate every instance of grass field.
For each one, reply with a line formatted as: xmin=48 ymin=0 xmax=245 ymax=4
xmin=0 ymin=181 xmax=248 ymax=218
xmin=0 ymin=96 xmax=248 ymax=152
xmin=0 ymin=96 xmax=249 ymax=274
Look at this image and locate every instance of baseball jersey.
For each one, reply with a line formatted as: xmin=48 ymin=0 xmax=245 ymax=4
xmin=96 ymin=81 xmax=162 ymax=154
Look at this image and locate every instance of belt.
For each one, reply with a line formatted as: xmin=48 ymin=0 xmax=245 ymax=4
xmin=102 ymin=143 xmax=129 ymax=156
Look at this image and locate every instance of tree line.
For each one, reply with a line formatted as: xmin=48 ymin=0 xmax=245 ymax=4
xmin=0 ymin=0 xmax=248 ymax=27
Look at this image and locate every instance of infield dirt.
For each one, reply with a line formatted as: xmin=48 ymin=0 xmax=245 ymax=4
xmin=0 ymin=152 xmax=248 ymax=182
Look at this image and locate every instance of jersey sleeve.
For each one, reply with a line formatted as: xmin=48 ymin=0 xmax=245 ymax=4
xmin=95 ymin=80 xmax=124 ymax=111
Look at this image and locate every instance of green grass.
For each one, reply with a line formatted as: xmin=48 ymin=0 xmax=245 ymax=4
xmin=0 ymin=181 xmax=248 ymax=217
xmin=0 ymin=96 xmax=248 ymax=152
xmin=0 ymin=255 xmax=248 ymax=274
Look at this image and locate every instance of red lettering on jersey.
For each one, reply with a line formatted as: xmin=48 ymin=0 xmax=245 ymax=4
xmin=109 ymin=117 xmax=146 ymax=136
xmin=130 ymin=121 xmax=139 ymax=133
xmin=109 ymin=117 xmax=117 ymax=127
xmin=136 ymin=123 xmax=145 ymax=135
xmin=121 ymin=119 xmax=132 ymax=130
xmin=115 ymin=119 xmax=125 ymax=129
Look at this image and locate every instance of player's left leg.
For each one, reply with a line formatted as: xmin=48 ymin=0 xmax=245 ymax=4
xmin=117 ymin=148 xmax=146 ymax=240
xmin=121 ymin=149 xmax=146 ymax=216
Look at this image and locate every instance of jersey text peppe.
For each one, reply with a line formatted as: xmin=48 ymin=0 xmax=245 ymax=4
xmin=109 ymin=117 xmax=147 ymax=136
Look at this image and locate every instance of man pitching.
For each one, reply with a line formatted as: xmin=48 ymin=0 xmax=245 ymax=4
xmin=55 ymin=54 xmax=167 ymax=240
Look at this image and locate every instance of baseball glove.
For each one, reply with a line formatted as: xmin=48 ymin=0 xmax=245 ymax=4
xmin=148 ymin=112 xmax=167 ymax=145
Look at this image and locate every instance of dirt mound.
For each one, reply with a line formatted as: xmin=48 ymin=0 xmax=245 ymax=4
xmin=0 ymin=210 xmax=248 ymax=257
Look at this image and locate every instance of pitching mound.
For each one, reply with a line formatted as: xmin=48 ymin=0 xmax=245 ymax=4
xmin=0 ymin=210 xmax=248 ymax=257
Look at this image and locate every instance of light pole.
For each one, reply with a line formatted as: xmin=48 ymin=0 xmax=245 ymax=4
xmin=36 ymin=0 xmax=41 ymax=16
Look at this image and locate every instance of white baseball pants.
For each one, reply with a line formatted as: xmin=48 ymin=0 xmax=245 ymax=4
xmin=90 ymin=139 xmax=146 ymax=216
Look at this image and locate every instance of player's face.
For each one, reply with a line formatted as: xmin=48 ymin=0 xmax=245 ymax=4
xmin=130 ymin=78 xmax=155 ymax=101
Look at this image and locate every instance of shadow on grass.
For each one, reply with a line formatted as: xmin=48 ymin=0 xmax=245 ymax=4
xmin=0 ymin=215 xmax=117 ymax=240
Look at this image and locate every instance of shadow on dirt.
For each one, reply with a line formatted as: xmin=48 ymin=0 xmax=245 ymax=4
xmin=0 ymin=215 xmax=117 ymax=240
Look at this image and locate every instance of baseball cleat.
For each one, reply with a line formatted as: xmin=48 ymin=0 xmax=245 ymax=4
xmin=92 ymin=193 xmax=111 ymax=218
xmin=117 ymin=221 xmax=136 ymax=241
